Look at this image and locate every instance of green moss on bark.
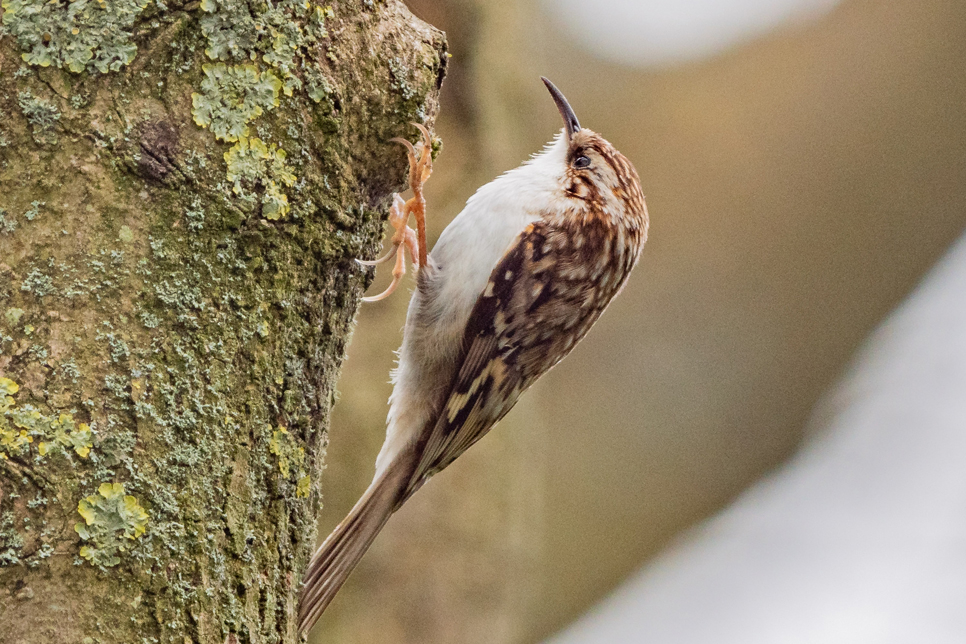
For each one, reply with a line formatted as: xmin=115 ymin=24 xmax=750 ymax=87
xmin=0 ymin=1 xmax=446 ymax=641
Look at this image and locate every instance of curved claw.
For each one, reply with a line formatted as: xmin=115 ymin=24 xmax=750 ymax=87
xmin=412 ymin=122 xmax=433 ymax=151
xmin=355 ymin=246 xmax=397 ymax=266
xmin=410 ymin=123 xmax=433 ymax=184
xmin=362 ymin=124 xmax=434 ymax=304
xmin=361 ymin=283 xmax=399 ymax=303
xmin=389 ymin=137 xmax=418 ymax=164
xmin=361 ymin=243 xmax=407 ymax=302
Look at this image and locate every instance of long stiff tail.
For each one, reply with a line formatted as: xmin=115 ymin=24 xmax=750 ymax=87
xmin=298 ymin=453 xmax=415 ymax=634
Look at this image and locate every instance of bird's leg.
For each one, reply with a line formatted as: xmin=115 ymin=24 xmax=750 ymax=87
xmin=358 ymin=123 xmax=433 ymax=302
xmin=359 ymin=195 xmax=419 ymax=302
xmin=389 ymin=123 xmax=433 ymax=268
xmin=408 ymin=123 xmax=433 ymax=268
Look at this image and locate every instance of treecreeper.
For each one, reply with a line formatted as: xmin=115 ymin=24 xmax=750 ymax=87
xmin=299 ymin=78 xmax=649 ymax=633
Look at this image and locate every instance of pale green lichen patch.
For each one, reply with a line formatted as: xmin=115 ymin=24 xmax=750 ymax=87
xmin=191 ymin=64 xmax=283 ymax=143
xmin=306 ymin=70 xmax=334 ymax=104
xmin=199 ymin=0 xmax=331 ymax=91
xmin=38 ymin=414 xmax=94 ymax=458
xmin=268 ymin=425 xmax=303 ymax=478
xmin=190 ymin=1 xmax=339 ymax=220
xmin=75 ymin=482 xmax=149 ymax=567
xmin=17 ymin=91 xmax=60 ymax=145
xmin=224 ymin=137 xmax=296 ymax=219
xmin=268 ymin=426 xmax=309 ymax=497
xmin=0 ymin=377 xmax=31 ymax=455
xmin=4 ymin=309 xmax=24 ymax=328
xmin=0 ymin=377 xmax=94 ymax=460
xmin=1 ymin=0 xmax=150 ymax=73
xmin=189 ymin=61 xmax=299 ymax=219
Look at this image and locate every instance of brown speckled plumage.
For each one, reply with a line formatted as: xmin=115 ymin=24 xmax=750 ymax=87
xmin=412 ymin=135 xmax=647 ymax=491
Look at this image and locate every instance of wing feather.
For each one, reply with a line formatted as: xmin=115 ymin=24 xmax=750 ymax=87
xmin=403 ymin=214 xmax=628 ymax=499
xmin=405 ymin=222 xmax=557 ymax=494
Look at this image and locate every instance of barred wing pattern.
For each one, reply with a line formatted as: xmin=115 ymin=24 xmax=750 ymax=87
xmin=405 ymin=215 xmax=641 ymax=498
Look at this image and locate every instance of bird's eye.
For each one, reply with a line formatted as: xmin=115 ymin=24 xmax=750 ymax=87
xmin=573 ymin=155 xmax=591 ymax=169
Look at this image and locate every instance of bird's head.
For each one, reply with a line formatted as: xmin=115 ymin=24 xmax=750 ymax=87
xmin=540 ymin=77 xmax=646 ymax=227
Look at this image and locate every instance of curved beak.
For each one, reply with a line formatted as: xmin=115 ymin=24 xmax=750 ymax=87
xmin=541 ymin=77 xmax=581 ymax=141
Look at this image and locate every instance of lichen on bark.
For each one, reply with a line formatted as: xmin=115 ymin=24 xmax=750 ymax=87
xmin=0 ymin=1 xmax=446 ymax=641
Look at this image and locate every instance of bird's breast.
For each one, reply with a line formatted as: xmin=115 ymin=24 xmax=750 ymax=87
xmin=377 ymin=181 xmax=546 ymax=475
xmin=421 ymin=190 xmax=546 ymax=341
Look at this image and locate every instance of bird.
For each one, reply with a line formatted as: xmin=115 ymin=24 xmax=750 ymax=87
xmin=298 ymin=77 xmax=649 ymax=633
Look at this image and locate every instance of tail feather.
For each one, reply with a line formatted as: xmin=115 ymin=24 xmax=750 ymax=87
xmin=298 ymin=453 xmax=415 ymax=634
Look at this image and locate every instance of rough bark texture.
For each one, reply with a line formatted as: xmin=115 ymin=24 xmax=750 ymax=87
xmin=0 ymin=1 xmax=445 ymax=641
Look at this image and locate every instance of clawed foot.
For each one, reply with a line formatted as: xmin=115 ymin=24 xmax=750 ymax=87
xmin=356 ymin=195 xmax=419 ymax=302
xmin=358 ymin=123 xmax=434 ymax=303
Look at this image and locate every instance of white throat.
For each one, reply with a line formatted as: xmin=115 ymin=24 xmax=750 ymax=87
xmin=376 ymin=132 xmax=569 ymax=476
xmin=428 ymin=131 xmax=569 ymax=330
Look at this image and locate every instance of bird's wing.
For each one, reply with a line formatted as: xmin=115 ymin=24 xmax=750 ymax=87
xmin=404 ymin=217 xmax=618 ymax=497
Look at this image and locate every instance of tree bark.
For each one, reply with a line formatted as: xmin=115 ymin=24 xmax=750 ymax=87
xmin=0 ymin=1 xmax=445 ymax=641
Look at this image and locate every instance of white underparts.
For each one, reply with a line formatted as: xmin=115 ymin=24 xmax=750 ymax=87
xmin=373 ymin=132 xmax=572 ymax=478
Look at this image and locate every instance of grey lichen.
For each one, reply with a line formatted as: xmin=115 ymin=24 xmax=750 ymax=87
xmin=17 ymin=92 xmax=60 ymax=145
xmin=184 ymin=200 xmax=205 ymax=232
xmin=0 ymin=511 xmax=24 ymax=566
xmin=20 ymin=268 xmax=55 ymax=297
xmin=23 ymin=201 xmax=42 ymax=221
xmin=1 ymin=0 xmax=151 ymax=73
xmin=0 ymin=209 xmax=15 ymax=234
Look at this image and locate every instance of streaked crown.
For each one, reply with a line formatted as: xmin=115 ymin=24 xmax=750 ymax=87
xmin=541 ymin=78 xmax=647 ymax=233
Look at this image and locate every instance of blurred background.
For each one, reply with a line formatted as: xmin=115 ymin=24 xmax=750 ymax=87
xmin=312 ymin=0 xmax=966 ymax=642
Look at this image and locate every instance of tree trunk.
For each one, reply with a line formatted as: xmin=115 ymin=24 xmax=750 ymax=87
xmin=0 ymin=0 xmax=445 ymax=641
